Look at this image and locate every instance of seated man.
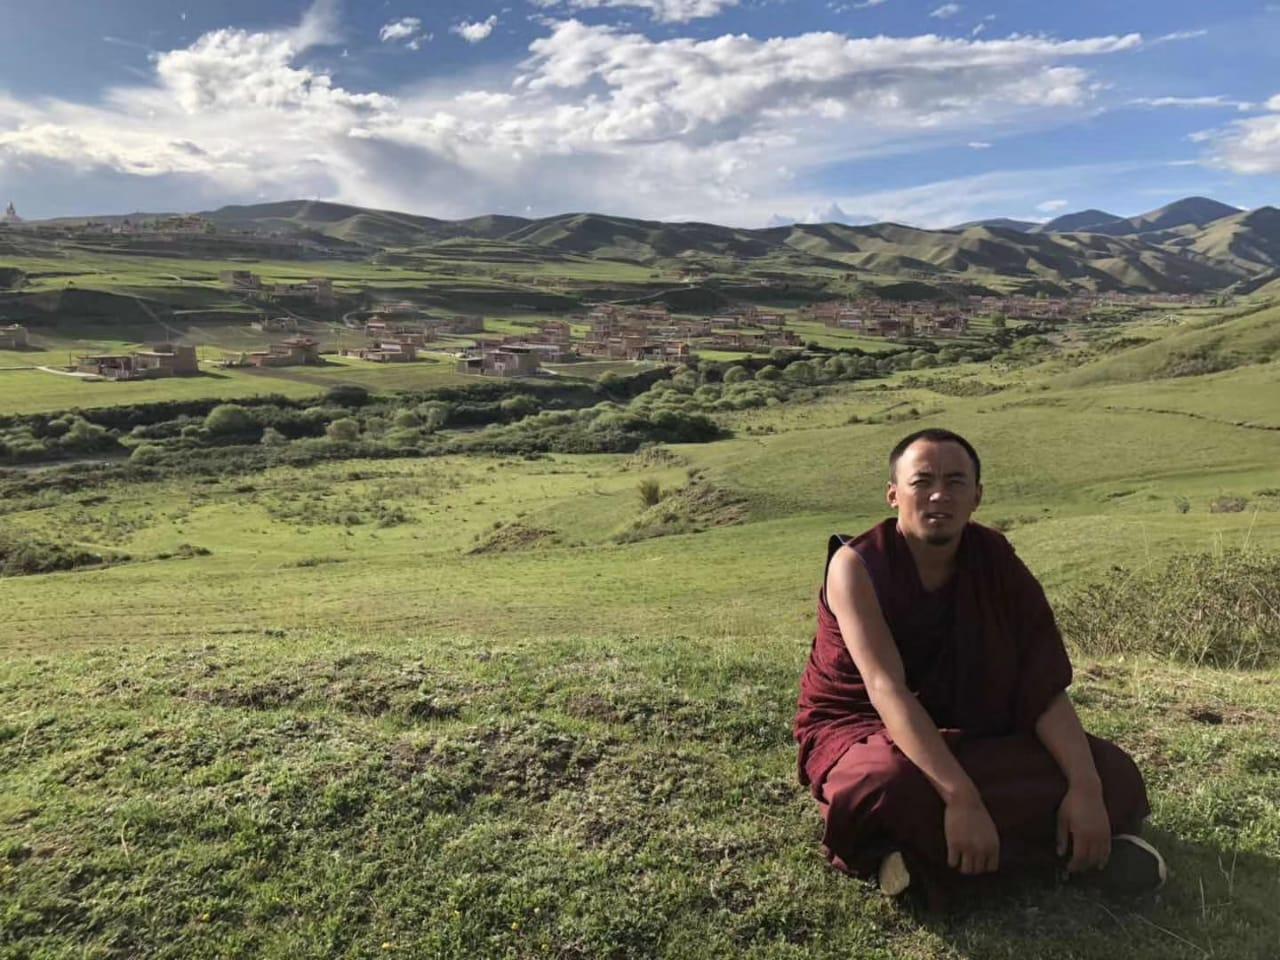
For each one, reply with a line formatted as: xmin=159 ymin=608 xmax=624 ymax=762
xmin=794 ymin=428 xmax=1165 ymax=906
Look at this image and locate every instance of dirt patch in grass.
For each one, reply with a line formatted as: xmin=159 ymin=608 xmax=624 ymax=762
xmin=186 ymin=657 xmax=475 ymax=721
xmin=392 ymin=719 xmax=608 ymax=803
xmin=468 ymin=522 xmax=557 ymax=554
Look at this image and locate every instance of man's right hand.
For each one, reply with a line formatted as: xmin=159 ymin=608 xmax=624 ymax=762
xmin=944 ymin=795 xmax=1001 ymax=875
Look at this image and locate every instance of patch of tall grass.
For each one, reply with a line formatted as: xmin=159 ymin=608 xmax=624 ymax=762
xmin=1058 ymin=548 xmax=1280 ymax=669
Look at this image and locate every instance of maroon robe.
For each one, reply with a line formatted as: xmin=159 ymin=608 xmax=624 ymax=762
xmin=794 ymin=519 xmax=1150 ymax=899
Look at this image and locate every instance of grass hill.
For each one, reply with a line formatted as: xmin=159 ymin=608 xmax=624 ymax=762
xmin=2 ymin=312 xmax=1279 ymax=956
xmin=1056 ymin=300 xmax=1280 ymax=386
xmin=1167 ymin=206 xmax=1280 ymax=274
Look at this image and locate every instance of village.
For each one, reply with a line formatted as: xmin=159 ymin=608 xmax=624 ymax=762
xmin=0 ymin=257 xmax=1221 ymax=385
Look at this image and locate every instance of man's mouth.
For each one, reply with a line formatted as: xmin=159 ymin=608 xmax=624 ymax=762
xmin=924 ymin=512 xmax=952 ymax=522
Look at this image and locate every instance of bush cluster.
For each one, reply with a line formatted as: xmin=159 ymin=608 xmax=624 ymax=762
xmin=1057 ymin=549 xmax=1280 ymax=669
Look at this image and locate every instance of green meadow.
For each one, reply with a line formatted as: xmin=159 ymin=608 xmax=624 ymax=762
xmin=2 ymin=279 xmax=1279 ymax=955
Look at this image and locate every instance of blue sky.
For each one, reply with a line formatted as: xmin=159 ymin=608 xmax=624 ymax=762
xmin=0 ymin=0 xmax=1277 ymax=226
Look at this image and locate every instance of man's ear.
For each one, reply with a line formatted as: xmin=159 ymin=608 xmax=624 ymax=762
xmin=973 ymin=483 xmax=983 ymax=511
xmin=886 ymin=481 xmax=898 ymax=509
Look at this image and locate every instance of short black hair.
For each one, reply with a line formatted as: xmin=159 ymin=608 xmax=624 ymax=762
xmin=889 ymin=428 xmax=981 ymax=485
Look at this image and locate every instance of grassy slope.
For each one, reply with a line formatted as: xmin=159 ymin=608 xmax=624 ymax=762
xmin=1054 ymin=301 xmax=1280 ymax=387
xmin=3 ymin=297 xmax=1280 ymax=956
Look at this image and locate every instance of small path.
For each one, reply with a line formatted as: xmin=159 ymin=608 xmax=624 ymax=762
xmin=34 ymin=365 xmax=102 ymax=380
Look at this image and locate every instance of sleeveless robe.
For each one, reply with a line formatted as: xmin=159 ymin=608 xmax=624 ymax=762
xmin=794 ymin=519 xmax=1151 ymax=901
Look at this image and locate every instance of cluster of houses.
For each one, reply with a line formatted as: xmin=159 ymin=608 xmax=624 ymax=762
xmin=76 ymin=343 xmax=200 ymax=380
xmin=807 ymin=301 xmax=971 ymax=338
xmin=220 ymin=271 xmax=334 ymax=307
xmin=455 ymin=318 xmax=577 ymax=377
xmin=808 ymin=290 xmax=1221 ymax=338
xmin=70 ymin=215 xmax=211 ymax=236
xmin=577 ymin=305 xmax=693 ymax=362
xmin=0 ymin=322 xmax=29 ymax=349
xmin=235 ymin=336 xmax=323 ymax=368
xmin=363 ymin=313 xmax=484 ymax=343
xmin=342 ymin=340 xmax=418 ymax=363
xmin=457 ymin=345 xmax=543 ymax=377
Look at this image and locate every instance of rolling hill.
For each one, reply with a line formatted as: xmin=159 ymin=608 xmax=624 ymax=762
xmin=12 ymin=195 xmax=1280 ymax=295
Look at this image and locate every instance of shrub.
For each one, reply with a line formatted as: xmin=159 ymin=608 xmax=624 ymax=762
xmin=325 ymin=384 xmax=371 ymax=407
xmin=782 ymin=360 xmax=816 ymax=384
xmin=392 ymin=408 xmax=421 ymax=429
xmin=204 ymin=404 xmax=254 ymax=437
xmin=637 ymin=478 xmax=662 ymax=508
xmin=1057 ymin=549 xmax=1280 ymax=668
xmin=130 ymin=443 xmax=164 ymax=466
xmin=500 ymin=395 xmax=539 ymax=419
xmin=754 ymin=364 xmax=781 ymax=382
xmin=326 ymin=418 xmax=360 ymax=442
xmin=722 ymin=365 xmax=749 ymax=384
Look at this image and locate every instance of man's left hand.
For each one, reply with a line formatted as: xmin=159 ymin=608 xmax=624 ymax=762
xmin=1057 ymin=782 xmax=1111 ymax=873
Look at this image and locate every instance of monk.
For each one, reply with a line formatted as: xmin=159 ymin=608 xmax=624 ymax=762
xmin=794 ymin=428 xmax=1164 ymax=906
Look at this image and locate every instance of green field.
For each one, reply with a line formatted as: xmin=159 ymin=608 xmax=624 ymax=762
xmin=2 ymin=242 xmax=1280 ymax=956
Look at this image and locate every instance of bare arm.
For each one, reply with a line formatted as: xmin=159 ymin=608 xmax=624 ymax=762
xmin=1034 ymin=691 xmax=1101 ymax=790
xmin=826 ymin=546 xmax=998 ymax=873
xmin=1035 ymin=691 xmax=1111 ymax=871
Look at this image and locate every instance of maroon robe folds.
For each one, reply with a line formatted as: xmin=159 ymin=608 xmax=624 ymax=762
xmin=794 ymin=519 xmax=1150 ymax=897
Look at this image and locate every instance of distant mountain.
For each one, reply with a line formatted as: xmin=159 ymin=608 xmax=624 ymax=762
xmin=1037 ymin=197 xmax=1242 ymax=238
xmin=1162 ymin=205 xmax=1280 ymax=274
xmin=1101 ymin=196 xmax=1243 ymax=236
xmin=16 ymin=195 xmax=1280 ymax=295
xmin=1032 ymin=208 xmax=1124 ymax=234
xmin=948 ymin=218 xmax=1038 ymax=233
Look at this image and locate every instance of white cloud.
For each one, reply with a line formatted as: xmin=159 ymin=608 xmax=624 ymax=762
xmin=452 ymin=15 xmax=499 ymax=43
xmin=1036 ymin=198 xmax=1069 ymax=212
xmin=967 ymin=140 xmax=992 ymax=149
xmin=1197 ymin=93 xmax=1280 ymax=175
xmin=529 ymin=0 xmax=738 ymax=24
xmin=801 ymin=201 xmax=874 ymax=224
xmin=0 ymin=3 xmax=1153 ymax=225
xmin=379 ymin=17 xmax=423 ymax=43
xmin=1151 ymin=29 xmax=1208 ymax=45
xmin=930 ymin=4 xmax=962 ymax=19
xmin=1129 ymin=95 xmax=1254 ymax=112
xmin=379 ymin=15 xmax=431 ymax=49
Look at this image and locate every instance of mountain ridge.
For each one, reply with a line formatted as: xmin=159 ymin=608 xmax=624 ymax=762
xmin=12 ymin=195 xmax=1278 ymax=295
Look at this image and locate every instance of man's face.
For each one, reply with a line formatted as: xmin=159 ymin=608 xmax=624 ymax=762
xmin=887 ymin=439 xmax=983 ymax=546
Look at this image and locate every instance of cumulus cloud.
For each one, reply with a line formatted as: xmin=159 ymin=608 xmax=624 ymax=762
xmin=801 ymin=201 xmax=875 ymax=224
xmin=0 ymin=2 xmax=1154 ymax=224
xmin=930 ymin=3 xmax=962 ymax=18
xmin=529 ymin=0 xmax=739 ymax=24
xmin=1196 ymin=93 xmax=1280 ymax=175
xmin=1036 ymin=198 xmax=1069 ymax=212
xmin=451 ymin=15 xmax=498 ymax=43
